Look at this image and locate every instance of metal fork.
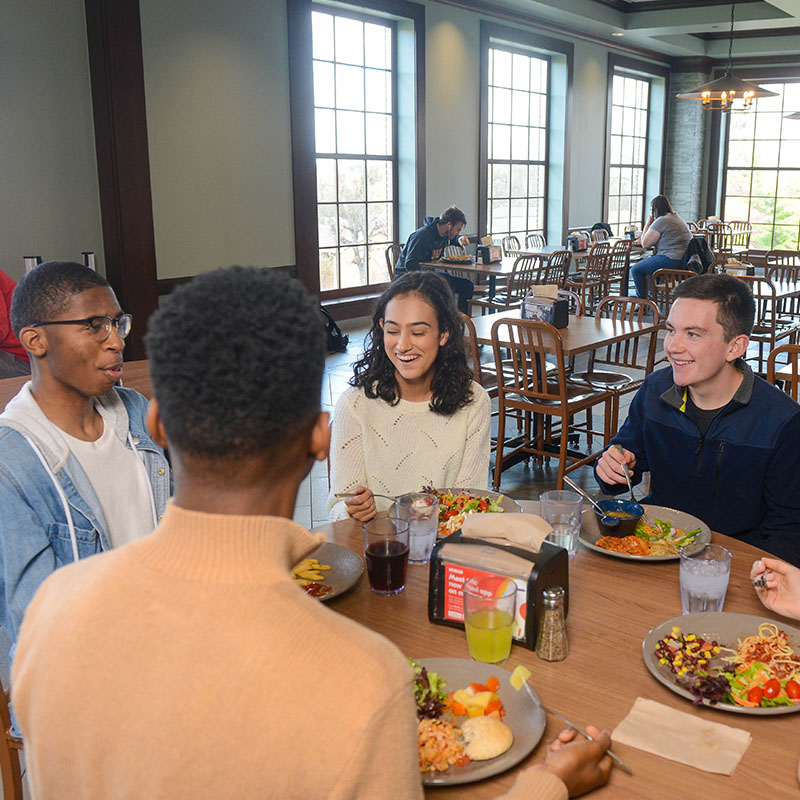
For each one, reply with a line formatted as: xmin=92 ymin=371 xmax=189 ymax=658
xmin=614 ymin=444 xmax=650 ymax=525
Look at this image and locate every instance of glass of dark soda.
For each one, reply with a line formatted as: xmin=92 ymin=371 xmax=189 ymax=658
xmin=363 ymin=517 xmax=410 ymax=595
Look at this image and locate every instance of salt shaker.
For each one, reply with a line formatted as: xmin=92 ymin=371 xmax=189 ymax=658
xmin=535 ymin=586 xmax=568 ymax=661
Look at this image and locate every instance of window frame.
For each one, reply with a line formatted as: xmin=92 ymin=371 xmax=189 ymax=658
xmin=603 ymin=54 xmax=669 ymax=232
xmin=287 ymin=0 xmax=425 ymax=300
xmin=478 ymin=21 xmax=573 ymax=245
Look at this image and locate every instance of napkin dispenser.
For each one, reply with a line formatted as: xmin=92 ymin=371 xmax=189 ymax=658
xmin=427 ymin=534 xmax=569 ymax=650
xmin=477 ymin=244 xmax=502 ymax=264
xmin=522 ymin=294 xmax=569 ymax=328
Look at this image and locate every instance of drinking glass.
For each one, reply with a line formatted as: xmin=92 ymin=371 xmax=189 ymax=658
xmin=363 ymin=518 xmax=410 ymax=595
xmin=463 ymin=576 xmax=517 ymax=665
xmin=394 ymin=493 xmax=439 ymax=565
xmin=680 ymin=543 xmax=732 ymax=614
xmin=539 ymin=490 xmax=583 ymax=559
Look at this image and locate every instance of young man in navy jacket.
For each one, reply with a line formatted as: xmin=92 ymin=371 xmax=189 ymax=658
xmin=394 ymin=205 xmax=474 ymax=312
xmin=595 ymin=273 xmax=800 ymax=564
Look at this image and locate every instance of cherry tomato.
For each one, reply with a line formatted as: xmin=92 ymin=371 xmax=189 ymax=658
xmin=747 ymin=686 xmax=763 ymax=704
xmin=763 ymin=678 xmax=781 ymax=699
xmin=478 ymin=499 xmax=488 ymax=511
xmin=786 ymin=680 xmax=800 ymax=699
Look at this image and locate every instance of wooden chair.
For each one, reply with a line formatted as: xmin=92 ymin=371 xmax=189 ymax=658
xmin=766 ymin=258 xmax=800 ymax=324
xmin=502 ymin=235 xmax=522 ymax=256
xmin=766 ymin=343 xmax=800 ymax=401
xmin=734 ymin=275 xmax=800 ymax=374
xmin=525 ymin=233 xmax=546 ymax=249
xmin=607 ymin=239 xmax=632 ymax=296
xmin=687 ymin=221 xmax=700 ymax=233
xmin=385 ymin=243 xmax=403 ymax=281
xmin=468 ymin=256 xmax=540 ymax=316
xmin=570 ymin=297 xmax=661 ymax=436
xmin=728 ymin=221 xmax=753 ymax=255
xmin=557 ymin=288 xmax=584 ymax=317
xmin=564 ymin=242 xmax=610 ymax=314
xmin=0 ymin=679 xmax=23 ymax=800
xmin=590 ymin=228 xmax=609 ymax=243
xmin=490 ymin=318 xmax=613 ymax=490
xmin=704 ymin=221 xmax=735 ymax=268
xmin=766 ymin=250 xmax=800 ymax=270
xmin=649 ymin=268 xmax=696 ymax=319
xmin=536 ymin=249 xmax=572 ymax=288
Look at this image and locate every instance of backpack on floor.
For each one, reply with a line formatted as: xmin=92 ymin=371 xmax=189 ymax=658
xmin=320 ymin=306 xmax=349 ymax=353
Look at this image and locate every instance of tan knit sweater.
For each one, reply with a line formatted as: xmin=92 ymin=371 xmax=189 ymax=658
xmin=13 ymin=503 xmax=565 ymax=800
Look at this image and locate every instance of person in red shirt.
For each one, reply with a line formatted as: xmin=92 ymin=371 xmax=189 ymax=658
xmin=0 ymin=271 xmax=30 ymax=378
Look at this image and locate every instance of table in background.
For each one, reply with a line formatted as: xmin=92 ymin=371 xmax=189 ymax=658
xmin=0 ymin=359 xmax=152 ymax=412
xmin=314 ymin=515 xmax=800 ymax=799
xmin=419 ymin=258 xmax=517 ymax=299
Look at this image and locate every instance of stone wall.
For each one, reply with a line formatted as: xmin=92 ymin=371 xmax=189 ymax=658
xmin=664 ymin=72 xmax=711 ymax=222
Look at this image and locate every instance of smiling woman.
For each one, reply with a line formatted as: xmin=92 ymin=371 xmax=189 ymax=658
xmin=327 ymin=272 xmax=491 ymax=522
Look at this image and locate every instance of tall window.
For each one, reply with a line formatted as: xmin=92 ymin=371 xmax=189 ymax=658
xmin=312 ymin=9 xmax=396 ymax=290
xmin=723 ymin=81 xmax=800 ymax=250
xmin=486 ymin=47 xmax=549 ymax=242
xmin=607 ymin=72 xmax=650 ymax=236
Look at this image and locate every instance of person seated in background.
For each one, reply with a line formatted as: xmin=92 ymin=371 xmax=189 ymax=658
xmin=595 ymin=273 xmax=800 ymax=564
xmin=12 ymin=267 xmax=611 ymax=799
xmin=394 ymin=204 xmax=475 ymax=313
xmin=0 ymin=269 xmax=30 ymax=378
xmin=630 ymin=195 xmax=692 ymax=298
xmin=0 ymin=261 xmax=170 ymax=651
xmin=327 ymin=271 xmax=490 ymax=522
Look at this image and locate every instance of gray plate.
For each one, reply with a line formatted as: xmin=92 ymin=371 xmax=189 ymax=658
xmin=579 ymin=504 xmax=711 ymax=561
xmin=435 ymin=488 xmax=522 ymax=538
xmin=418 ymin=658 xmax=546 ymax=785
xmin=299 ymin=541 xmax=363 ymax=602
xmin=643 ymin=612 xmax=800 ymax=715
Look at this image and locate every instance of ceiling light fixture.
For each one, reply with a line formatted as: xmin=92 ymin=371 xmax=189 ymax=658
xmin=612 ymin=32 xmax=625 ymax=37
xmin=676 ymin=4 xmax=778 ymax=111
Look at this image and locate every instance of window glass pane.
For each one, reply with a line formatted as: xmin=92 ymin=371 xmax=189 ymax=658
xmin=368 ymin=243 xmax=390 ymax=283
xmin=338 ymin=204 xmax=366 ymax=244
xmin=491 ymin=199 xmax=509 ymax=232
xmin=727 ymin=140 xmax=753 ymax=168
xmin=365 ymin=69 xmax=390 ymax=114
xmin=510 ymin=198 xmax=527 ymax=231
xmin=725 ymin=169 xmax=751 ymax=196
xmin=755 ymin=113 xmax=781 ymax=141
xmin=367 ymin=160 xmax=391 ymax=201
xmin=493 ymin=88 xmax=512 ymax=125
xmin=512 ymin=53 xmax=529 ymax=91
xmin=493 ymin=50 xmax=512 ymax=88
xmin=511 ymin=126 xmax=529 ymax=160
xmin=336 ymin=64 xmax=364 ymax=111
xmin=315 ymin=108 xmax=336 ymax=152
xmin=609 ymin=168 xmax=620 ymax=196
xmin=510 ymin=164 xmax=527 ymax=197
xmin=723 ymin=196 xmax=749 ymax=220
xmin=368 ymin=202 xmax=392 ymax=242
xmin=316 ymin=158 xmax=337 ymax=202
xmin=314 ymin=62 xmax=335 ymax=107
xmin=528 ymin=165 xmax=544 ymax=197
xmin=492 ymin=163 xmax=510 ymax=197
xmin=340 ymin=246 xmax=367 ymax=288
xmin=778 ymin=170 xmax=800 ymax=196
xmin=318 ymin=205 xmax=338 ymax=247
xmin=750 ymin=196 xmax=775 ymax=224
xmin=729 ymin=111 xmax=755 ymax=140
xmin=529 ymin=128 xmax=545 ymax=161
xmin=364 ymin=23 xmax=390 ymax=69
xmin=528 ymin=197 xmax=542 ymax=229
xmin=511 ymin=90 xmax=529 ymax=126
xmin=337 ymin=159 xmax=365 ymax=201
xmin=312 ymin=12 xmax=334 ymax=61
xmin=319 ymin=248 xmax=338 ymax=290
xmin=753 ymin=141 xmax=778 ymax=168
xmin=492 ymin=124 xmax=511 ymax=160
xmin=335 ymin=16 xmax=363 ymax=66
xmin=779 ymin=146 xmax=800 ymax=169
xmin=337 ymin=110 xmax=365 ymax=154
xmin=365 ymin=113 xmax=390 ymax=155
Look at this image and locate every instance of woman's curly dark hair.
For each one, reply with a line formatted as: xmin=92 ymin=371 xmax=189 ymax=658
xmin=350 ymin=271 xmax=474 ymax=415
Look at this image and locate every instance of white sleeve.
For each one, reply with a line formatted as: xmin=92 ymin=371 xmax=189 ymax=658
xmin=452 ymin=384 xmax=491 ymax=490
xmin=326 ymin=390 xmax=368 ymax=521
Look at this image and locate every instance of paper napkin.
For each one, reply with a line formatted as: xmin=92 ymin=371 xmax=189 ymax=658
xmin=460 ymin=513 xmax=552 ymax=552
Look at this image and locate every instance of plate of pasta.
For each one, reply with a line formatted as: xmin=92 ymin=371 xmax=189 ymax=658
xmin=643 ymin=612 xmax=800 ymax=715
xmin=579 ymin=505 xmax=710 ymax=561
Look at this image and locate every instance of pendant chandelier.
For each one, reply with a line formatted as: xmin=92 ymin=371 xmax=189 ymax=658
xmin=676 ymin=4 xmax=778 ymax=111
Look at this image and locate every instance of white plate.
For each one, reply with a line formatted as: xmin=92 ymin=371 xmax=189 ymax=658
xmin=579 ymin=504 xmax=711 ymax=561
xmin=295 ymin=541 xmax=363 ymax=602
xmin=418 ymin=658 xmax=546 ymax=785
xmin=643 ymin=612 xmax=800 ymax=715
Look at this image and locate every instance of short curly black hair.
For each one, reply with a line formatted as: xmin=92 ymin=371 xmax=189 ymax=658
xmin=11 ymin=261 xmax=110 ymax=336
xmin=350 ymin=271 xmax=473 ymax=415
xmin=145 ymin=266 xmax=325 ymax=460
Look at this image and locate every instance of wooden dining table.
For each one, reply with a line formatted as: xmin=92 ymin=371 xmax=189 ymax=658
xmin=468 ymin=308 xmax=662 ymax=357
xmin=314 ymin=511 xmax=800 ymax=798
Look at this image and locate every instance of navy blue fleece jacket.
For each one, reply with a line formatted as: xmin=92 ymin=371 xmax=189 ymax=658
xmin=594 ymin=361 xmax=800 ymax=564
xmin=395 ymin=217 xmax=460 ymax=273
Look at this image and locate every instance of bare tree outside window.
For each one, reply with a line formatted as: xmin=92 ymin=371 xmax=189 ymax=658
xmin=312 ymin=10 xmax=396 ymax=290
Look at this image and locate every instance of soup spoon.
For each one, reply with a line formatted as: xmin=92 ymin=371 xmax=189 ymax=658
xmin=562 ymin=476 xmax=620 ymax=528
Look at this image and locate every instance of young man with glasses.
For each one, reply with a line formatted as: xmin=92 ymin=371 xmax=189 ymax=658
xmin=0 ymin=261 xmax=170 ymax=653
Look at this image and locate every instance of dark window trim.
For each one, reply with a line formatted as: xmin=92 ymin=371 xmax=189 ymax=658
xmin=478 ymin=21 xmax=573 ymax=242
xmin=287 ymin=0 xmax=425 ymax=300
xmin=603 ymin=54 xmax=670 ymax=225
xmin=706 ymin=65 xmax=800 ymax=223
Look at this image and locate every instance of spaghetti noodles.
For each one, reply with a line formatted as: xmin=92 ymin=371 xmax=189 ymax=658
xmin=730 ymin=622 xmax=800 ymax=680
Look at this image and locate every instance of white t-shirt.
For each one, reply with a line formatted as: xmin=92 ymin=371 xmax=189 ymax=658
xmin=60 ymin=405 xmax=156 ymax=549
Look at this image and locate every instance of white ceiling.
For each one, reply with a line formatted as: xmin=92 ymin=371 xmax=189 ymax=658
xmin=486 ymin=0 xmax=800 ymax=59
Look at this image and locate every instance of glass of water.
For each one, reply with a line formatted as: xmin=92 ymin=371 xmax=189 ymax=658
xmin=394 ymin=492 xmax=439 ymax=565
xmin=539 ymin=490 xmax=583 ymax=559
xmin=679 ymin=543 xmax=732 ymax=614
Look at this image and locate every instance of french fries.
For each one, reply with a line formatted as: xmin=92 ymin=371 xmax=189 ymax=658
xmin=291 ymin=558 xmax=331 ymax=587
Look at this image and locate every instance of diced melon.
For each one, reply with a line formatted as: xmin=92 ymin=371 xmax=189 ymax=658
xmin=452 ymin=689 xmax=472 ymax=706
xmin=509 ymin=665 xmax=532 ymax=691
xmin=467 ymin=691 xmax=494 ymax=710
xmin=467 ymin=706 xmax=484 ymax=717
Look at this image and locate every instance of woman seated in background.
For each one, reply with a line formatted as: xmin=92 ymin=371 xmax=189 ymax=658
xmin=631 ymin=194 xmax=692 ymax=299
xmin=327 ymin=271 xmax=490 ymax=522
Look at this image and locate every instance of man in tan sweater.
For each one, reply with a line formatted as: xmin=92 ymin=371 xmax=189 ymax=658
xmin=12 ymin=267 xmax=610 ymax=798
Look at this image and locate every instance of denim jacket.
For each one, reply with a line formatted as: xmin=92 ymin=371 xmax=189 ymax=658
xmin=0 ymin=383 xmax=171 ymax=643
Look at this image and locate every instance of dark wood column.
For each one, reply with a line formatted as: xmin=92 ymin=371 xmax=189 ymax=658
xmin=85 ymin=0 xmax=158 ymax=360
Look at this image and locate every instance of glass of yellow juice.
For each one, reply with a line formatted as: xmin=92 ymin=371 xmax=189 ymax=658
xmin=463 ymin=576 xmax=517 ymax=665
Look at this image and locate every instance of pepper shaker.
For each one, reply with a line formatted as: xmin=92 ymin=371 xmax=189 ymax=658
xmin=536 ymin=586 xmax=569 ymax=661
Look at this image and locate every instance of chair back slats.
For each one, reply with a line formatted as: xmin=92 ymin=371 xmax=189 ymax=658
xmin=537 ymin=249 xmax=572 ymax=287
xmin=491 ymin=318 xmax=566 ymax=403
xmin=608 ymin=240 xmax=631 ymax=280
xmin=502 ymin=235 xmax=522 ymax=256
xmin=525 ymin=233 xmax=546 ymax=249
xmin=766 ymin=250 xmax=800 ymax=270
xmin=591 ymin=228 xmax=609 ymax=243
xmin=565 ymin=242 xmax=609 ymax=314
xmin=595 ymin=296 xmax=660 ymax=371
xmin=385 ymin=243 xmax=402 ymax=280
xmin=735 ymin=275 xmax=777 ymax=331
xmin=728 ymin=220 xmax=753 ymax=250
xmin=507 ymin=256 xmax=541 ymax=302
xmin=649 ymin=268 xmax=696 ymax=317
xmin=704 ymin=221 xmax=734 ymax=258
xmin=767 ymin=344 xmax=800 ymax=401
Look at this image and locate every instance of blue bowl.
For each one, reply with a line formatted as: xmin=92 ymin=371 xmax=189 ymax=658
xmin=594 ymin=498 xmax=644 ymax=537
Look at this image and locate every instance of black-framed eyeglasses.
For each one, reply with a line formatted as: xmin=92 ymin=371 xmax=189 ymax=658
xmin=29 ymin=314 xmax=133 ymax=342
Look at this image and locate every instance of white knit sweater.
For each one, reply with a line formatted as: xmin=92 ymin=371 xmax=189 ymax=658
xmin=327 ymin=382 xmax=491 ymax=521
